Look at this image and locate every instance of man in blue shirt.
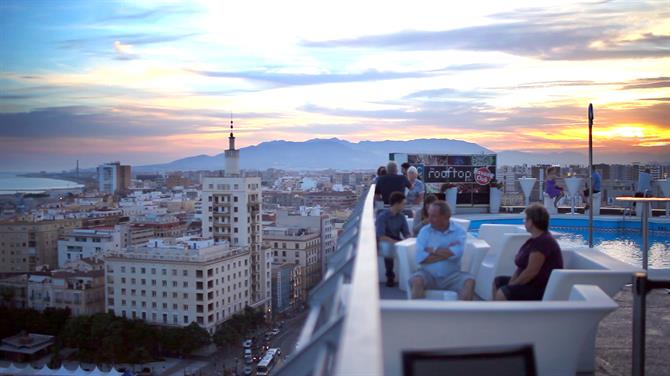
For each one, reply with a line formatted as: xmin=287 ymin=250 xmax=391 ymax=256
xmin=376 ymin=191 xmax=410 ymax=287
xmin=409 ymin=201 xmax=475 ymax=300
xmin=582 ymin=170 xmax=602 ymax=210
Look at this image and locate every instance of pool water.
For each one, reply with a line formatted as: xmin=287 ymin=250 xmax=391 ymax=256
xmin=469 ymin=218 xmax=670 ymax=269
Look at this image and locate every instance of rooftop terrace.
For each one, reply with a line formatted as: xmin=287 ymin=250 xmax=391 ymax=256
xmin=274 ymin=185 xmax=669 ymax=376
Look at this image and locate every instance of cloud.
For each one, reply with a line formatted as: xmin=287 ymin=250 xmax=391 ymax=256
xmin=188 ymin=68 xmax=433 ymax=87
xmin=113 ymin=40 xmax=139 ymax=60
xmin=101 ymin=4 xmax=199 ymax=21
xmin=303 ymin=6 xmax=670 ymax=60
xmin=187 ymin=64 xmax=498 ymax=87
xmin=620 ymin=77 xmax=670 ymax=90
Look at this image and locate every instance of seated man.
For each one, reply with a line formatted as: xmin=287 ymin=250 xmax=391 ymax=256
xmin=376 ymin=191 xmax=410 ymax=287
xmin=409 ymin=201 xmax=475 ymax=300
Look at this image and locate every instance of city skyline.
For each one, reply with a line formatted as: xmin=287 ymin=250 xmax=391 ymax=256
xmin=1 ymin=0 xmax=669 ymax=171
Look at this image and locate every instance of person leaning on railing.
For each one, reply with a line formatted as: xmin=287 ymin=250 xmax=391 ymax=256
xmin=493 ymin=203 xmax=564 ymax=301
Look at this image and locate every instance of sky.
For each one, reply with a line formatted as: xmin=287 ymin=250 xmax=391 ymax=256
xmin=0 ymin=0 xmax=669 ymax=171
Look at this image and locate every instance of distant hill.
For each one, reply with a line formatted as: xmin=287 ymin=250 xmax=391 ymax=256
xmin=134 ymin=138 xmax=669 ymax=172
xmin=135 ymin=138 xmax=493 ymax=172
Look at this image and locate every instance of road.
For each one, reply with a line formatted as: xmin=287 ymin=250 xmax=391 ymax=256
xmin=181 ymin=310 xmax=308 ymax=376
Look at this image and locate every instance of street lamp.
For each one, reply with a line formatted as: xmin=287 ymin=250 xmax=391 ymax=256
xmin=588 ymin=103 xmax=594 ymax=248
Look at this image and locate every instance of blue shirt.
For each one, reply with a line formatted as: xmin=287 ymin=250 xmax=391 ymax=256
xmin=375 ymin=209 xmax=410 ymax=241
xmin=406 ymin=179 xmax=425 ymax=205
xmin=591 ymin=171 xmax=601 ymax=192
xmin=415 ymin=220 xmax=466 ymax=278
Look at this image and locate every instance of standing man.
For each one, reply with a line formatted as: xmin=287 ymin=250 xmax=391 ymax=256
xmin=409 ymin=201 xmax=475 ymax=300
xmin=405 ymin=166 xmax=425 ymax=206
xmin=376 ymin=192 xmax=410 ymax=287
xmin=375 ymin=161 xmax=411 ymax=205
xmin=582 ymin=170 xmax=602 ymax=210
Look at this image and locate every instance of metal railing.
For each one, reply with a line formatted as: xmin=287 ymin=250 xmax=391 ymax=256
xmin=274 ymin=186 xmax=383 ymax=376
xmin=632 ymin=272 xmax=670 ymax=376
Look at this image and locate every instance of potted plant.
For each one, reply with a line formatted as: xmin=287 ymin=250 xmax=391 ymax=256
xmin=489 ymin=179 xmax=503 ymax=214
xmin=440 ymin=182 xmax=458 ymax=214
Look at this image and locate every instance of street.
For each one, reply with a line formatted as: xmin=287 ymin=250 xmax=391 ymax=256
xmin=169 ymin=310 xmax=308 ymax=376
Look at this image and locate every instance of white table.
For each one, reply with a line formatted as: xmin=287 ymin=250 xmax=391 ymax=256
xmin=564 ymin=177 xmax=584 ymax=214
xmin=615 ymin=196 xmax=670 ymax=269
xmin=657 ymin=179 xmax=670 ymax=217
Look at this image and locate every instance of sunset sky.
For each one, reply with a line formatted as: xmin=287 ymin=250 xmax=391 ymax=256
xmin=1 ymin=0 xmax=669 ymax=171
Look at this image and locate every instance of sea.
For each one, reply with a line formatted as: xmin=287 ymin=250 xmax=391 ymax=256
xmin=0 ymin=172 xmax=84 ymax=194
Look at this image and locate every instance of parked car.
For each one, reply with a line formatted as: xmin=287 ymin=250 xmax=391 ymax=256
xmin=270 ymin=328 xmax=280 ymax=336
xmin=243 ymin=366 xmax=253 ymax=375
xmin=243 ymin=339 xmax=253 ymax=348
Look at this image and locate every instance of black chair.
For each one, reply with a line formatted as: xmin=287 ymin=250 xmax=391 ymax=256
xmin=402 ymin=344 xmax=537 ymax=376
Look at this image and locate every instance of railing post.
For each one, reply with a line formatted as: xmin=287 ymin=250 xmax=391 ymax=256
xmin=632 ymin=272 xmax=647 ymax=376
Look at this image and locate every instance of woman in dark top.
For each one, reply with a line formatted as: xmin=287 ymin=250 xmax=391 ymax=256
xmin=493 ymin=203 xmax=563 ymax=301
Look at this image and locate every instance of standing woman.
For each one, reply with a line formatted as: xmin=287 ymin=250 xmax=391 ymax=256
xmin=493 ymin=203 xmax=563 ymax=300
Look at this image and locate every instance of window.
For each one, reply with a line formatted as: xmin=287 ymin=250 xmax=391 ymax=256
xmin=184 ymin=315 xmax=189 ymax=324
xmin=183 ymin=304 xmax=188 ymax=311
xmin=183 ymin=281 xmax=188 ymax=288
xmin=141 ymin=267 xmax=146 ymax=273
xmin=162 ymin=281 xmax=167 ymax=287
xmin=151 ymin=268 xmax=156 ymax=275
xmin=121 ymin=266 xmax=126 ymax=273
xmin=172 ymin=281 xmax=177 ymax=287
xmin=162 ymin=269 xmax=167 ymax=275
xmin=182 ymin=270 xmax=188 ymax=276
xmin=131 ymin=267 xmax=135 ymax=273
xmin=173 ymin=292 xmax=178 ymax=298
xmin=151 ymin=279 xmax=156 ymax=286
xmin=152 ymin=291 xmax=156 ymax=297
xmin=121 ymin=277 xmax=126 ymax=283
xmin=172 ymin=269 xmax=177 ymax=276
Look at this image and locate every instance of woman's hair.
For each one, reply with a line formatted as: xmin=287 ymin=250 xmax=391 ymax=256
xmin=407 ymin=166 xmax=418 ymax=176
xmin=376 ymin=166 xmax=387 ymax=176
xmin=387 ymin=161 xmax=399 ymax=175
xmin=421 ymin=194 xmax=438 ymax=219
xmin=525 ymin=203 xmax=550 ymax=231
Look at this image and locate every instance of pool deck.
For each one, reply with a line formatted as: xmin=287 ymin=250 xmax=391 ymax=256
xmin=456 ymin=212 xmax=670 ymax=224
xmin=379 ymin=284 xmax=670 ymax=376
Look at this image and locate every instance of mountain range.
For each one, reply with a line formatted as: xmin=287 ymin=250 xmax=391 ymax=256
xmin=134 ymin=138 xmax=669 ymax=172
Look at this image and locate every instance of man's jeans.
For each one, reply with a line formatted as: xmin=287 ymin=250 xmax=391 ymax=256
xmin=379 ymin=241 xmax=396 ymax=282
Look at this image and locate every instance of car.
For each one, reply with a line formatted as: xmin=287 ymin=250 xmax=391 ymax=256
xmin=243 ymin=339 xmax=253 ymax=348
xmin=270 ymin=328 xmax=280 ymax=336
xmin=243 ymin=366 xmax=252 ymax=376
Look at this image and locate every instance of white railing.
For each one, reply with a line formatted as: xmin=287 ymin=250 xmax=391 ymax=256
xmin=274 ymin=185 xmax=383 ymax=376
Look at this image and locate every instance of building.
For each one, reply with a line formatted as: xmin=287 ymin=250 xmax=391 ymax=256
xmin=0 ymin=263 xmax=105 ymax=316
xmin=0 ymin=332 xmax=54 ymax=362
xmin=275 ymin=206 xmax=337 ymax=273
xmin=104 ymin=237 xmax=250 ymax=333
xmin=97 ymin=162 xmax=131 ymax=195
xmin=0 ymin=219 xmax=81 ymax=272
xmin=270 ymin=262 xmax=301 ymax=316
xmin=57 ymin=227 xmax=122 ymax=267
xmin=200 ymin=120 xmax=271 ymax=312
xmin=263 ymin=226 xmax=321 ymax=300
xmin=301 ymin=191 xmax=357 ymax=209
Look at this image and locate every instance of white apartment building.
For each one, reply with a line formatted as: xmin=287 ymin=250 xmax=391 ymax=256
xmin=200 ymin=122 xmax=271 ymax=312
xmin=104 ymin=237 xmax=250 ymax=334
xmin=276 ymin=206 xmax=337 ymax=273
xmin=58 ymin=227 xmax=122 ymax=267
xmin=263 ymin=226 xmax=321 ymax=300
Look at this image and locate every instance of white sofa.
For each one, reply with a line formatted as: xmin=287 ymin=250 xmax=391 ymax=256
xmin=379 ymin=284 xmax=618 ymax=376
xmin=474 ymin=232 xmax=531 ymax=300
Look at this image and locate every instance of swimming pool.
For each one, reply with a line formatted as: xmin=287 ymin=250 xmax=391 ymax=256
xmin=469 ymin=218 xmax=670 ymax=269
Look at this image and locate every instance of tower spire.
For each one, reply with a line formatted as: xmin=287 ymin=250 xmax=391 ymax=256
xmin=228 ymin=112 xmax=236 ymax=151
xmin=225 ymin=111 xmax=240 ymax=176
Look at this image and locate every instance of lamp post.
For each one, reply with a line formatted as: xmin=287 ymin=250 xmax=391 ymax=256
xmin=588 ymin=103 xmax=594 ymax=248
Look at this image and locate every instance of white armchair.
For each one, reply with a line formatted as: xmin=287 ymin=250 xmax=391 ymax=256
xmin=477 ymin=224 xmax=526 ymax=254
xmin=474 ymin=232 xmax=531 ymax=300
xmin=394 ymin=238 xmax=458 ymax=300
xmin=584 ymin=191 xmax=602 ymax=216
xmin=543 ymin=192 xmax=558 ymax=214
